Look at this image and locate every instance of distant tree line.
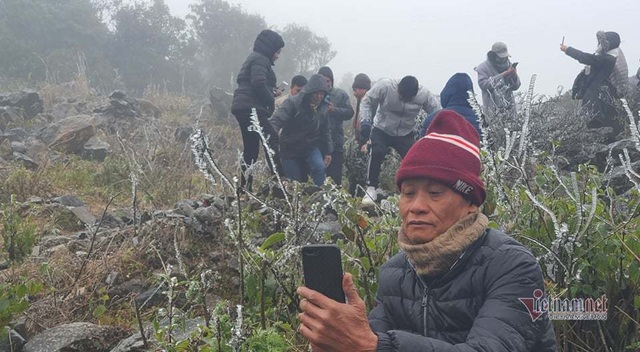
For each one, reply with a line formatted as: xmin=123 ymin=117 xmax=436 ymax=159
xmin=0 ymin=0 xmax=336 ymax=96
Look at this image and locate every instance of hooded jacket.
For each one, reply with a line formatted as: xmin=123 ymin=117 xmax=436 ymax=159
xmin=269 ymin=74 xmax=333 ymax=159
xmin=420 ymin=73 xmax=481 ymax=137
xmin=369 ymin=228 xmax=557 ymax=352
xmin=231 ymin=30 xmax=285 ymax=114
xmin=360 ymin=78 xmax=441 ymax=137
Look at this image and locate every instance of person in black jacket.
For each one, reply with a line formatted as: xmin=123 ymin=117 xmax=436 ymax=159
xmin=270 ymin=74 xmax=333 ymax=186
xmin=317 ymin=66 xmax=354 ymax=186
xmin=231 ymin=29 xmax=285 ymax=191
xmin=296 ymin=110 xmax=556 ymax=351
xmin=561 ymin=31 xmax=627 ymax=136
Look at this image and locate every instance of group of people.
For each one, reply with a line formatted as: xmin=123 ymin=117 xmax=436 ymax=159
xmin=226 ymin=28 xmax=635 ymax=351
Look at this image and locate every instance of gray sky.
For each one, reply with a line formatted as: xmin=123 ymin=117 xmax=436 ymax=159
xmin=165 ymin=0 xmax=640 ymax=96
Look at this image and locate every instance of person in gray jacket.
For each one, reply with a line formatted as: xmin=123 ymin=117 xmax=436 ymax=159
xmin=318 ymin=66 xmax=354 ymax=186
xmin=359 ymin=76 xmax=440 ymax=206
xmin=296 ymin=110 xmax=557 ymax=352
xmin=475 ymin=42 xmax=521 ymax=121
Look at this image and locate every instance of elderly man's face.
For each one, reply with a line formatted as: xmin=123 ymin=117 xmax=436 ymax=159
xmin=399 ymin=179 xmax=477 ymax=244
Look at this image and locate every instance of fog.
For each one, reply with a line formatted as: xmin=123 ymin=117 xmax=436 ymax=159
xmin=165 ymin=0 xmax=640 ymax=96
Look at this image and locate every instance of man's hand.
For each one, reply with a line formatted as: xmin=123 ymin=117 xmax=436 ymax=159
xmin=323 ymin=155 xmax=332 ymax=167
xmin=502 ymin=66 xmax=516 ymax=77
xmin=560 ymin=44 xmax=568 ymax=52
xmin=297 ymin=273 xmax=378 ymax=352
xmin=360 ymin=142 xmax=369 ymax=154
xmin=274 ymin=87 xmax=284 ymax=97
xmin=327 ymin=102 xmax=336 ymax=113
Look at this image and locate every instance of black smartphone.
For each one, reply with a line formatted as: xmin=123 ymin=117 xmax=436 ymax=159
xmin=301 ymin=244 xmax=345 ymax=303
xmin=512 ymin=62 xmax=519 ymax=68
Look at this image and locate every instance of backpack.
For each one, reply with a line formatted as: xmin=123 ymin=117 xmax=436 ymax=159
xmin=571 ymin=70 xmax=587 ymax=100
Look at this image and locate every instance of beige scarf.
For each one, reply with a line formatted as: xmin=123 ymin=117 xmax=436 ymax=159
xmin=398 ymin=211 xmax=488 ymax=278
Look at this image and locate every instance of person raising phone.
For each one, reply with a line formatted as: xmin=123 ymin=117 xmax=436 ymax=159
xmin=474 ymin=41 xmax=521 ymax=122
xmin=296 ymin=110 xmax=556 ymax=351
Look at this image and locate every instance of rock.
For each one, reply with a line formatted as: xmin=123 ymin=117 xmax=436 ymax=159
xmin=109 ymin=332 xmax=149 ymax=352
xmin=49 ymin=122 xmax=96 ymax=155
xmin=105 ymin=271 xmax=119 ymax=286
xmin=0 ymin=327 xmax=26 ymax=352
xmin=605 ymin=160 xmax=640 ymax=194
xmin=134 ymin=285 xmax=166 ymax=309
xmin=174 ymin=126 xmax=194 ymax=143
xmin=82 ymin=136 xmax=111 ymax=161
xmin=38 ymin=114 xmax=100 ymax=149
xmin=66 ymin=239 xmax=88 ymax=253
xmin=50 ymin=102 xmax=81 ymax=121
xmin=23 ymin=322 xmax=128 ymax=352
xmin=136 ymin=99 xmax=161 ymax=118
xmin=10 ymin=141 xmax=27 ymax=153
xmin=0 ymin=106 xmax=22 ymax=130
xmin=193 ymin=206 xmax=223 ymax=225
xmin=98 ymin=212 xmax=125 ymax=228
xmin=174 ymin=201 xmax=196 ymax=218
xmin=209 ymin=87 xmax=233 ymax=120
xmin=40 ymin=235 xmax=71 ymax=251
xmin=27 ymin=196 xmax=44 ymax=204
xmin=68 ymin=206 xmax=96 ymax=226
xmin=31 ymin=245 xmax=40 ymax=257
xmin=52 ymin=194 xmax=85 ymax=207
xmin=0 ymin=261 xmax=8 ymax=271
xmin=11 ymin=152 xmax=38 ymax=170
xmin=45 ymin=204 xmax=85 ymax=231
xmin=0 ymin=90 xmax=44 ymax=119
xmin=46 ymin=244 xmax=69 ymax=257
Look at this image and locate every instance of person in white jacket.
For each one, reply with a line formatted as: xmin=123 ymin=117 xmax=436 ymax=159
xmin=475 ymin=42 xmax=521 ymax=122
xmin=358 ymin=76 xmax=440 ymax=206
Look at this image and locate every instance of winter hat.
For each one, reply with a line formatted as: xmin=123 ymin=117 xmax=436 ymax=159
xmin=352 ymin=73 xmax=371 ymax=90
xmin=318 ymin=66 xmax=334 ymax=83
xmin=396 ymin=110 xmax=486 ymax=205
xmin=491 ymin=42 xmax=509 ymax=58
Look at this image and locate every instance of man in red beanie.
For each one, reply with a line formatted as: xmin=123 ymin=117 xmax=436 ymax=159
xmin=296 ymin=110 xmax=556 ymax=351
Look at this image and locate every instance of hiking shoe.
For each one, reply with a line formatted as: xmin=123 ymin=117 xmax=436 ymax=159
xmin=361 ymin=186 xmax=378 ymax=206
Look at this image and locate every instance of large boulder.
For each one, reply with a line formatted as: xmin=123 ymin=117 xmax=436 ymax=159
xmin=39 ymin=115 xmax=99 ymax=155
xmin=0 ymin=90 xmax=43 ymax=119
xmin=23 ymin=322 xmax=128 ymax=352
xmin=208 ymin=86 xmax=233 ymax=120
xmin=82 ymin=136 xmax=111 ymax=161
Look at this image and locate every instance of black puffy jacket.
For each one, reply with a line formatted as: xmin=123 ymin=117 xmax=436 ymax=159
xmin=231 ymin=30 xmax=284 ymax=114
xmin=369 ymin=228 xmax=557 ymax=351
xmin=269 ymin=74 xmax=333 ymax=159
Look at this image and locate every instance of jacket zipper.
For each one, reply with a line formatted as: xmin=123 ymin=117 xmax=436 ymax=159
xmin=422 ymin=286 xmax=429 ymax=336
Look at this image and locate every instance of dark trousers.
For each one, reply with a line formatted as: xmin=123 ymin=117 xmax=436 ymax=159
xmin=233 ymin=108 xmax=283 ymax=190
xmin=366 ymin=127 xmax=415 ymax=188
xmin=325 ymin=150 xmax=344 ymax=186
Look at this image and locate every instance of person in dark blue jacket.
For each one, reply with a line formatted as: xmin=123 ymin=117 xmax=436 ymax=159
xmin=296 ymin=111 xmax=556 ymax=351
xmin=420 ymin=73 xmax=482 ymax=137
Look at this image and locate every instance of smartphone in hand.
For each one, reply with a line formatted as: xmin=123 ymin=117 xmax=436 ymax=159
xmin=301 ymin=244 xmax=345 ymax=303
xmin=511 ymin=62 xmax=519 ymax=69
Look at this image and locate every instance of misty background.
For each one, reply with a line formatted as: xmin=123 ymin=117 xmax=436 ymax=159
xmin=2 ymin=0 xmax=638 ymax=98
xmin=166 ymin=0 xmax=640 ymax=96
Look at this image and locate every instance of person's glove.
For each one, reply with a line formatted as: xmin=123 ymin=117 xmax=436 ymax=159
xmin=359 ymin=121 xmax=372 ymax=142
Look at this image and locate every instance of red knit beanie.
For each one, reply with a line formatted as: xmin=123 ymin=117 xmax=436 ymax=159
xmin=396 ymin=110 xmax=486 ymax=205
